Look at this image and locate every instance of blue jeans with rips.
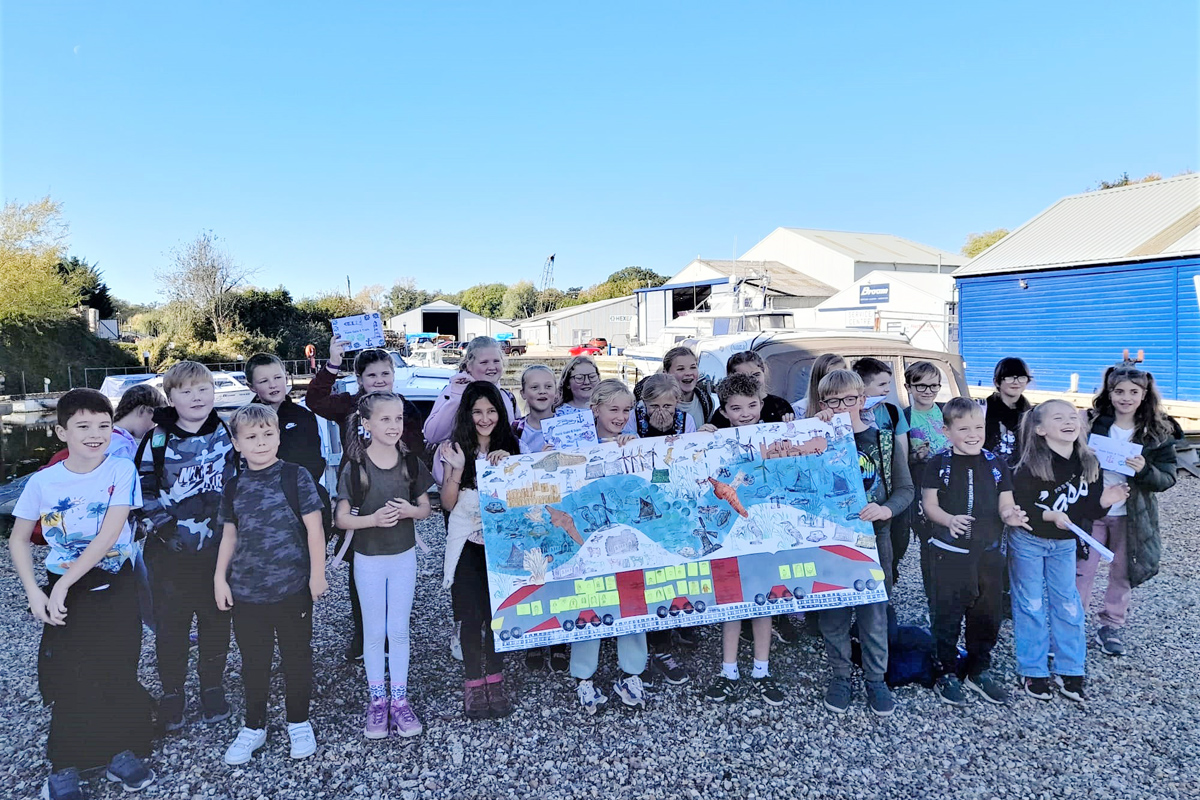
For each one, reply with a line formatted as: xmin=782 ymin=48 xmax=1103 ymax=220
xmin=1008 ymin=529 xmax=1086 ymax=678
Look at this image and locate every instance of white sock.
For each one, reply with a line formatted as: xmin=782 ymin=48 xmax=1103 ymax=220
xmin=721 ymin=662 xmax=740 ymax=680
xmin=751 ymin=659 xmax=769 ymax=679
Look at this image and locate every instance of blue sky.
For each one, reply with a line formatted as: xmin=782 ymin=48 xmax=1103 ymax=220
xmin=3 ymin=1 xmax=1197 ymax=304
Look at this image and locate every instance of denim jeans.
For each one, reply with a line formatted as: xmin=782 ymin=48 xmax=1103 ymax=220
xmin=1008 ymin=529 xmax=1086 ymax=678
xmin=569 ymin=633 xmax=648 ymax=680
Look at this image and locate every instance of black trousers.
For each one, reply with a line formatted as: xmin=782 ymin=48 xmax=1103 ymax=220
xmin=453 ymin=542 xmax=502 ymax=680
xmin=40 ymin=566 xmax=153 ymax=771
xmin=930 ymin=545 xmax=1004 ymax=676
xmin=145 ymin=544 xmax=231 ymax=694
xmin=232 ymin=590 xmax=313 ymax=729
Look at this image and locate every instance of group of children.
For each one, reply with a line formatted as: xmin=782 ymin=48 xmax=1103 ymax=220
xmin=8 ymin=337 xmax=1178 ymax=799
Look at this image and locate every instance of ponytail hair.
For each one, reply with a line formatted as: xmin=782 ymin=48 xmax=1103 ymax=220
xmin=1090 ymin=365 xmax=1174 ymax=446
xmin=1016 ymin=399 xmax=1099 ymax=483
xmin=344 ymin=391 xmax=407 ymax=464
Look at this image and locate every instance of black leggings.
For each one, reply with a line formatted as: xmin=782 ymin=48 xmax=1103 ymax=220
xmin=453 ymin=543 xmax=502 ymax=680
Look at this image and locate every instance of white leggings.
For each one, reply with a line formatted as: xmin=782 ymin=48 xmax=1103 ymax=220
xmin=353 ymin=549 xmax=417 ymax=688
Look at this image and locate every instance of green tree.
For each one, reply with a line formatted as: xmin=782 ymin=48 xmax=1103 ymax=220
xmin=296 ymin=291 xmax=365 ymax=322
xmin=578 ymin=266 xmax=668 ymax=303
xmin=156 ymin=231 xmax=254 ymax=335
xmin=962 ymin=229 xmax=1010 ymax=258
xmin=0 ymin=197 xmax=79 ymax=328
xmin=502 ymin=280 xmax=539 ymax=319
xmin=459 ymin=283 xmax=508 ymax=318
xmin=112 ymin=297 xmax=157 ymax=324
xmin=57 ymin=256 xmax=116 ymax=319
xmin=382 ymin=277 xmax=435 ymax=316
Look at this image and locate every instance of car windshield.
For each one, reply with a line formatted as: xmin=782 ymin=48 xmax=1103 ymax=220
xmin=390 ymin=352 xmax=408 ymax=369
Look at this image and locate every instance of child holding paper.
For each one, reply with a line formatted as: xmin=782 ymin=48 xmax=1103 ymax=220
xmin=1010 ymin=400 xmax=1127 ymax=702
xmin=703 ymin=374 xmax=786 ymax=707
xmin=568 ymin=380 xmax=649 ymax=715
xmin=1078 ymin=366 xmax=1177 ymax=656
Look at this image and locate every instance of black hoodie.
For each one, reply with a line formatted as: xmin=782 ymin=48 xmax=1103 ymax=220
xmin=1012 ymin=450 xmax=1104 ymax=541
xmin=984 ymin=392 xmax=1031 ymax=467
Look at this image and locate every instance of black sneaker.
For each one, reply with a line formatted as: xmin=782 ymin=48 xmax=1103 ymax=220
xmin=105 ymin=750 xmax=155 ymax=792
xmin=964 ymin=671 xmax=1010 ymax=705
xmin=1056 ymin=675 xmax=1086 ymax=703
xmin=772 ymin=616 xmax=801 ymax=645
xmin=525 ymin=648 xmax=546 ymax=672
xmin=1096 ymin=626 xmax=1127 ymax=656
xmin=865 ymin=680 xmax=896 ymax=717
xmin=200 ymin=686 xmax=231 ymax=724
xmin=549 ymin=645 xmax=570 ymax=672
xmin=672 ymin=627 xmax=699 ymax=648
xmin=649 ymin=651 xmax=689 ymax=686
xmin=159 ymin=691 xmax=185 ymax=732
xmin=704 ymin=676 xmax=738 ymax=703
xmin=934 ymin=674 xmax=968 ymax=706
xmin=823 ymin=677 xmax=852 ymax=714
xmin=1023 ymin=677 xmax=1054 ymax=701
xmin=41 ymin=768 xmax=84 ymax=800
xmin=751 ymin=674 xmax=786 ymax=706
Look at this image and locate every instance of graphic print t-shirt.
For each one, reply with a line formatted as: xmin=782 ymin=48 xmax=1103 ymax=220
xmin=219 ymin=461 xmax=324 ymax=603
xmin=14 ymin=456 xmax=142 ymax=575
xmin=907 ymin=406 xmax=950 ymax=462
xmin=854 ymin=428 xmax=887 ymax=505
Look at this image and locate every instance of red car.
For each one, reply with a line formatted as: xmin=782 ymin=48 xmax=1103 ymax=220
xmin=569 ymin=337 xmax=608 ymax=356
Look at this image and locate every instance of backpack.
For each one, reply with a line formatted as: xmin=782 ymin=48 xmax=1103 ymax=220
xmin=329 ymin=450 xmax=423 ymax=565
xmin=223 ymin=460 xmax=307 ymax=527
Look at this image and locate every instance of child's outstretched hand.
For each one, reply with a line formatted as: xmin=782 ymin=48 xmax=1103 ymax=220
xmin=486 ymin=450 xmax=511 ymax=466
xmin=947 ymin=514 xmax=974 ymax=537
xmin=310 ymin=572 xmax=328 ymax=601
xmin=698 ymin=424 xmax=718 ymax=433
xmin=214 ymin=579 xmax=234 ymax=612
xmin=604 ymin=434 xmax=637 ymax=447
xmin=1125 ymin=454 xmax=1146 ymax=473
xmin=1001 ymin=504 xmax=1032 ymax=530
xmin=1101 ymin=482 xmax=1130 ymax=508
xmin=27 ymin=588 xmax=55 ymax=626
xmin=439 ymin=442 xmax=466 ymax=471
xmin=781 ymin=413 xmax=795 ymax=423
xmin=814 ymin=408 xmax=836 ymax=423
xmin=860 ymin=503 xmax=893 ymax=522
xmin=328 ymin=335 xmax=350 ymax=368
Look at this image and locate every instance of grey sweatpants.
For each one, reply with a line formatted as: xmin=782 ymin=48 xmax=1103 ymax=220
xmin=819 ymin=528 xmax=893 ymax=683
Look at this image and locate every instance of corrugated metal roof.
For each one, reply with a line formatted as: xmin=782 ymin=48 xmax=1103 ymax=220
xmin=780 ymin=229 xmax=967 ymax=267
xmin=521 ymin=294 xmax=635 ymax=324
xmin=955 ymin=173 xmax=1200 ymax=277
xmin=692 ymin=260 xmax=837 ymax=297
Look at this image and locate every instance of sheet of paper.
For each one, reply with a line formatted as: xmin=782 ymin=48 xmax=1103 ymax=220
xmin=1066 ymin=520 xmax=1115 ymax=563
xmin=542 ymin=408 xmax=599 ymax=451
xmin=332 ymin=312 xmax=386 ymax=351
xmin=1088 ymin=433 xmax=1142 ymax=477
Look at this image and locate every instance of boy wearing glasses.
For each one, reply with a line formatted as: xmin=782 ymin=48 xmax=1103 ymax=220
xmin=984 ymin=357 xmax=1033 ymax=467
xmin=902 ymin=361 xmax=949 ymax=601
xmin=816 ymin=370 xmax=913 ymax=717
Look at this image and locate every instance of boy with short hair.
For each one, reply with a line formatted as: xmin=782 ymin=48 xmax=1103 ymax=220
xmin=816 ymin=369 xmax=913 ymax=717
xmin=703 ymin=374 xmax=786 ymax=706
xmin=215 ymin=405 xmax=328 ymax=764
xmin=10 ymin=389 xmax=155 ymax=799
xmin=110 ymin=384 xmax=167 ymax=460
xmin=921 ymin=397 xmax=1028 ymax=706
xmin=853 ymin=357 xmax=910 ymax=444
xmin=902 ymin=360 xmax=949 ymax=612
xmin=245 ymin=353 xmax=327 ymax=485
xmin=138 ymin=361 xmax=237 ymax=731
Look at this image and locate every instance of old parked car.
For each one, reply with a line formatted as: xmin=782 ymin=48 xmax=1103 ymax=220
xmin=500 ymin=338 xmax=527 ymax=355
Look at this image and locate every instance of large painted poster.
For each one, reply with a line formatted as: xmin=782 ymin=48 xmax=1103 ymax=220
xmin=477 ymin=414 xmax=888 ymax=652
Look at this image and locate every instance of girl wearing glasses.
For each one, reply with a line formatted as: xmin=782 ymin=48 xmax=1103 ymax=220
xmin=556 ymin=355 xmax=601 ymax=415
xmin=984 ymin=357 xmax=1033 ymax=467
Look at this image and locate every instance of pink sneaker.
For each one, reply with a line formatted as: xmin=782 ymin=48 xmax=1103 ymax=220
xmin=464 ymin=678 xmax=490 ymax=720
xmin=364 ymin=697 xmax=389 ymax=739
xmin=389 ymin=699 xmax=423 ymax=737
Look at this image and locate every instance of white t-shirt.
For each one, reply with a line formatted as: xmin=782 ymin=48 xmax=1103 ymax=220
xmin=13 ymin=456 xmax=142 ymax=575
xmin=1102 ymin=424 xmax=1135 ymax=517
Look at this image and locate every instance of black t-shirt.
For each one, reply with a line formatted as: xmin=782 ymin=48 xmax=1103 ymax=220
xmin=922 ymin=449 xmax=1012 ymax=550
xmin=711 ymin=394 xmax=793 ymax=428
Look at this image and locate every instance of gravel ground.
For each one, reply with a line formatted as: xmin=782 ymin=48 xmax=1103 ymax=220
xmin=2 ymin=479 xmax=1199 ymax=800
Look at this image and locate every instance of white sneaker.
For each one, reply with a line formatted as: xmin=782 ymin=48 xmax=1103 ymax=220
xmin=450 ymin=622 xmax=463 ymax=662
xmin=288 ymin=721 xmax=317 ymax=759
xmin=224 ymin=727 xmax=267 ymax=765
xmin=576 ymin=679 xmax=607 ymax=715
xmin=613 ymin=674 xmax=647 ymax=708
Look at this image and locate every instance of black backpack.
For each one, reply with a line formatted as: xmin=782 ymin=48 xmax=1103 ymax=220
xmin=223 ymin=461 xmax=309 ymax=530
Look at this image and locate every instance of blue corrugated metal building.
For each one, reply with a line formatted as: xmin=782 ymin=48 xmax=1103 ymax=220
xmin=955 ymin=174 xmax=1200 ymax=400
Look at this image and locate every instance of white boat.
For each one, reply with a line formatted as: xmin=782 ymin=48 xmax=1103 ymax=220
xmin=138 ymin=371 xmax=257 ymax=408
xmin=623 ymin=309 xmax=797 ymax=369
xmin=98 ymin=374 xmax=155 ymax=403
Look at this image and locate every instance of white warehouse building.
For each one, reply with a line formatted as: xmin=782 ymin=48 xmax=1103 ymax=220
xmin=517 ymin=295 xmax=638 ymax=349
xmin=387 ymin=300 xmax=515 ymax=342
xmin=799 ymin=270 xmax=957 ymax=353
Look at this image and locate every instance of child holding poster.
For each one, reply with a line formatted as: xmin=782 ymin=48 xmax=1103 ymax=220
xmin=703 ymin=374 xmax=786 ymax=707
xmin=437 ymin=382 xmax=522 ymax=720
xmin=568 ymin=380 xmax=650 ymax=715
xmin=815 ymin=370 xmax=912 ymax=717
xmin=1078 ymin=366 xmax=1177 ymax=656
xmin=1010 ymin=400 xmax=1127 ymax=702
